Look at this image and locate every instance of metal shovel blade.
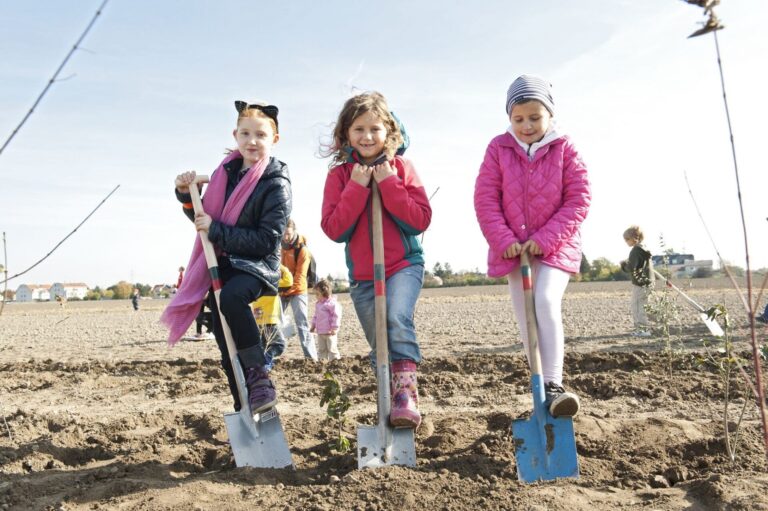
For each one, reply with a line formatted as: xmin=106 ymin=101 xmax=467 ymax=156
xmin=357 ymin=424 xmax=416 ymax=469
xmin=699 ymin=313 xmax=724 ymax=337
xmin=224 ymin=408 xmax=293 ymax=469
xmin=511 ymin=375 xmax=579 ymax=482
xmin=222 ymin=360 xmax=293 ymax=469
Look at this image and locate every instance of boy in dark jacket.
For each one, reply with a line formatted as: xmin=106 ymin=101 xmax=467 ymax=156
xmin=621 ymin=225 xmax=653 ymax=337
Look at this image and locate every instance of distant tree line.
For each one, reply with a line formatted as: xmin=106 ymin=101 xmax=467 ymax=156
xmin=84 ymin=281 xmax=153 ymax=301
xmin=425 ymin=254 xmax=761 ymax=288
xmin=74 ymin=253 xmax=766 ymax=299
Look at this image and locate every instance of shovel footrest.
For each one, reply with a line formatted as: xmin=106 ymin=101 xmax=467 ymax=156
xmin=255 ymin=407 xmax=279 ymax=423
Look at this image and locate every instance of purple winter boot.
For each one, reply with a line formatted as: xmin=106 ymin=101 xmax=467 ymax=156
xmin=244 ymin=366 xmax=277 ymax=415
xmin=389 ymin=359 xmax=421 ymax=428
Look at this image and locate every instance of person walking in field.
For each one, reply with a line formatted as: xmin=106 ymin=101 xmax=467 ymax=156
xmin=620 ymin=225 xmax=653 ymax=337
xmin=162 ymin=99 xmax=291 ymax=417
xmin=474 ymin=75 xmax=591 ymax=417
xmin=280 ymin=219 xmax=318 ymax=361
xmin=131 ymin=288 xmax=140 ymax=311
xmin=320 ymin=91 xmax=432 ymax=429
xmin=310 ymin=279 xmax=342 ymax=361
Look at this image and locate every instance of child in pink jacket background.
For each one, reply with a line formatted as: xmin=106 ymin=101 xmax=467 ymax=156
xmin=310 ymin=279 xmax=343 ymax=361
xmin=474 ymin=75 xmax=591 ymax=418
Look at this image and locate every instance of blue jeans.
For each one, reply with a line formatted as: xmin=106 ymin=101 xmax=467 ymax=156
xmin=263 ymin=324 xmax=285 ymax=371
xmin=350 ymin=264 xmax=424 ymax=366
xmin=281 ymin=294 xmax=318 ymax=360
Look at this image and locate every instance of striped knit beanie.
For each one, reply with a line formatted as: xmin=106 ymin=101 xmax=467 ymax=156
xmin=505 ymin=75 xmax=554 ymax=116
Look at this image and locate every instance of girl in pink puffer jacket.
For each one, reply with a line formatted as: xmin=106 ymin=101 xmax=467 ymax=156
xmin=474 ymin=75 xmax=591 ymax=418
xmin=310 ymin=279 xmax=343 ymax=361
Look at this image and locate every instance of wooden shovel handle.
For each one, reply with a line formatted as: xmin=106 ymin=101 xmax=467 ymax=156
xmin=188 ymin=175 xmax=243 ymax=391
xmin=371 ymin=181 xmax=392 ymax=423
xmin=188 ymin=175 xmax=219 ymax=278
xmin=520 ymin=251 xmax=543 ymax=376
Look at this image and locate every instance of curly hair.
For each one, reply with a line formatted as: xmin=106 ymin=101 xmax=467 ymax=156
xmin=321 ymin=91 xmax=403 ymax=168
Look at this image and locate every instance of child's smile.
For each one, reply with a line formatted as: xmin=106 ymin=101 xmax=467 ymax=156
xmin=347 ymin=111 xmax=387 ymax=164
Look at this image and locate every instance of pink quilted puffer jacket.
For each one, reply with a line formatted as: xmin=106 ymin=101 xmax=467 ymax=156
xmin=474 ymin=132 xmax=591 ymax=278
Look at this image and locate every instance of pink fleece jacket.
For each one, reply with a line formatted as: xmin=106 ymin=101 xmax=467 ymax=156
xmin=474 ymin=132 xmax=591 ymax=277
xmin=312 ymin=296 xmax=342 ymax=335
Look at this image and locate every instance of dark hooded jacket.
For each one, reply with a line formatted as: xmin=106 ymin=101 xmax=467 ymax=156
xmin=176 ymin=156 xmax=292 ymax=291
xmin=621 ymin=244 xmax=652 ymax=287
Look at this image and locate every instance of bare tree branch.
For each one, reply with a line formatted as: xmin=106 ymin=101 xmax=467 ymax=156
xmin=712 ymin=28 xmax=768 ymax=462
xmin=0 ymin=185 xmax=120 ymax=286
xmin=0 ymin=0 xmax=109 ymax=159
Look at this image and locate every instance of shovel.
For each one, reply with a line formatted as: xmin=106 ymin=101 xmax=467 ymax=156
xmin=189 ymin=175 xmax=293 ymax=469
xmin=357 ymin=180 xmax=417 ymax=469
xmin=511 ymin=251 xmax=579 ymax=482
xmin=652 ymin=269 xmax=724 ymax=337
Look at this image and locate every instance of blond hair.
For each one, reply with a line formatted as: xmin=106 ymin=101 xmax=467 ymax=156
xmin=322 ymin=91 xmax=403 ymax=168
xmin=623 ymin=225 xmax=644 ymax=243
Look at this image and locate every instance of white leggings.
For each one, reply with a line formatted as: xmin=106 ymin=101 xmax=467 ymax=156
xmin=507 ymin=260 xmax=571 ymax=385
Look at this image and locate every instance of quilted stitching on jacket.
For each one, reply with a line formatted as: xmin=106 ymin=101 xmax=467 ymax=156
xmin=474 ymin=132 xmax=590 ymax=278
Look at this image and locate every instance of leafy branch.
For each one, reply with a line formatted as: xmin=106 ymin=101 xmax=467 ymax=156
xmin=320 ymin=371 xmax=352 ymax=453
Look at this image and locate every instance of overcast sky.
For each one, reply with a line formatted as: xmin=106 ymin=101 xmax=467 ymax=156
xmin=1 ymin=0 xmax=767 ymax=289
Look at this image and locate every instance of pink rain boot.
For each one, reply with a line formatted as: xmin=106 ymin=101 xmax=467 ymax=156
xmin=389 ymin=359 xmax=421 ymax=428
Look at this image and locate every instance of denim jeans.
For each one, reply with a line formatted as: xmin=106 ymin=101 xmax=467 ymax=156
xmin=350 ymin=264 xmax=424 ymax=366
xmin=281 ymin=294 xmax=318 ymax=360
xmin=257 ymin=323 xmax=285 ymax=371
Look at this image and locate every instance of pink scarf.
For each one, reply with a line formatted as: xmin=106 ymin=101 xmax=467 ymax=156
xmin=161 ymin=151 xmax=268 ymax=345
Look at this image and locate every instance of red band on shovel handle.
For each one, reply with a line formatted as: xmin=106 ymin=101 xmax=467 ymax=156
xmin=209 ymin=266 xmax=222 ymax=292
xmin=521 ymin=265 xmax=533 ymax=291
xmin=374 ymin=264 xmax=386 ymax=296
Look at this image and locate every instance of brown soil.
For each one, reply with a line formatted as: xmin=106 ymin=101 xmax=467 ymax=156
xmin=1 ymin=279 xmax=767 ymax=510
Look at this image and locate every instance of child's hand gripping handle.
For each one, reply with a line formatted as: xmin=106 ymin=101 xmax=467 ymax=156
xmin=520 ymin=251 xmax=544 ymax=376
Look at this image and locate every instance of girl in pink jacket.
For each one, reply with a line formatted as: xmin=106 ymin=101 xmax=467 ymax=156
xmin=474 ymin=75 xmax=591 ymax=417
xmin=310 ymin=279 xmax=343 ymax=361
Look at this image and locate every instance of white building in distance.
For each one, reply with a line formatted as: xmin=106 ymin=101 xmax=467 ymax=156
xmin=15 ymin=284 xmax=51 ymax=302
xmin=49 ymin=282 xmax=89 ymax=300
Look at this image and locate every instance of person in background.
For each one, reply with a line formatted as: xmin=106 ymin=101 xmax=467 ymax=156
xmin=280 ymin=219 xmax=318 ymax=360
xmin=755 ymin=302 xmax=768 ymax=324
xmin=252 ymin=264 xmax=293 ymax=367
xmin=620 ymin=225 xmax=653 ymax=337
xmin=192 ymin=292 xmax=214 ymax=340
xmin=310 ymin=279 xmax=342 ymax=362
xmin=131 ymin=288 xmax=140 ymax=311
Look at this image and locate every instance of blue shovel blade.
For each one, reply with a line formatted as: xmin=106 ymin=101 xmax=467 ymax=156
xmin=511 ymin=414 xmax=579 ymax=482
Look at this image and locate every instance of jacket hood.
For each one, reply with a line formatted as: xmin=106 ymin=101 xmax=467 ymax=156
xmin=505 ymin=123 xmax=563 ymax=161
